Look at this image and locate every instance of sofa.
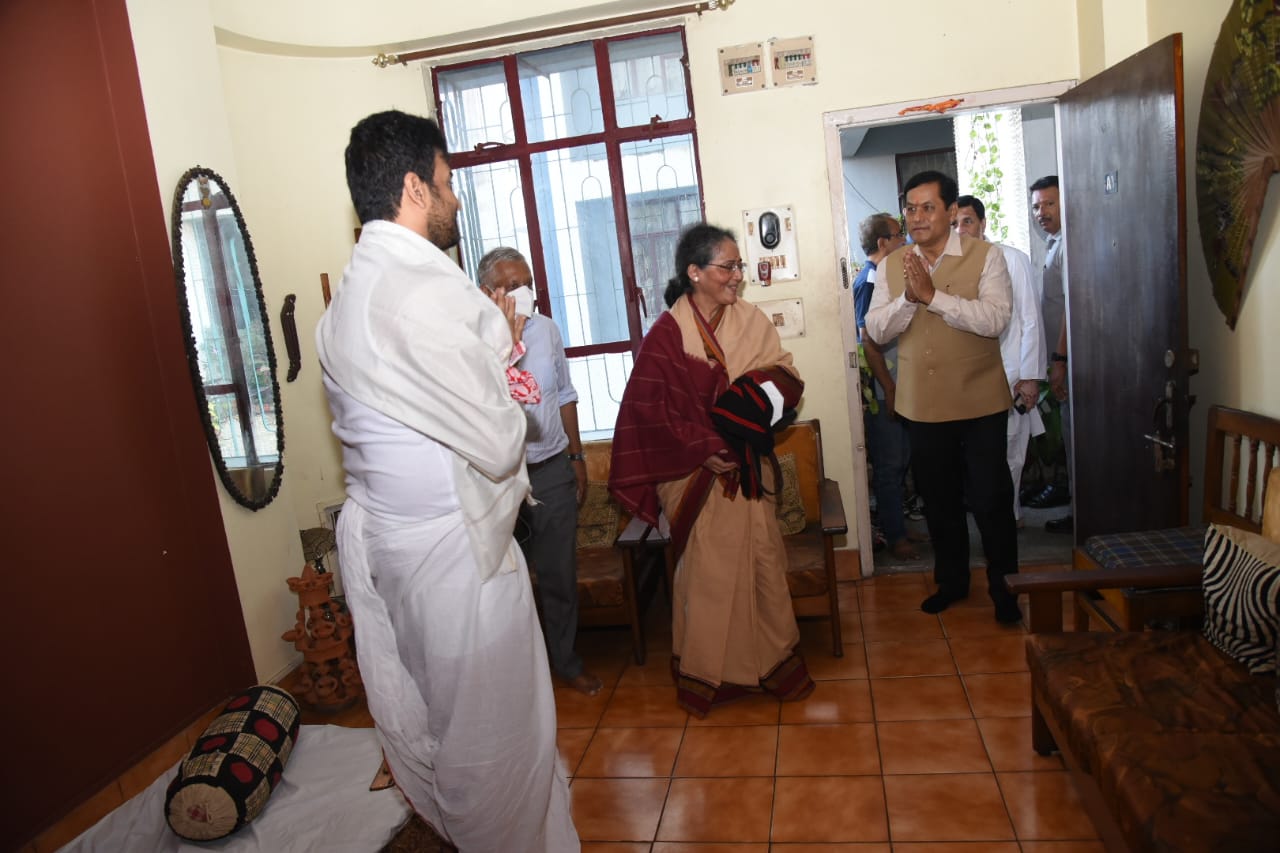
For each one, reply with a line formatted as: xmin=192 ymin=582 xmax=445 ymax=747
xmin=1008 ymin=466 xmax=1280 ymax=852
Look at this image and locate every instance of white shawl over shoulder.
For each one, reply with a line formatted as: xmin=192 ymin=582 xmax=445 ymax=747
xmin=316 ymin=220 xmax=529 ymax=580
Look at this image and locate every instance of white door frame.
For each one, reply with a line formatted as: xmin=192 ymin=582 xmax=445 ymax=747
xmin=821 ymin=80 xmax=1075 ymax=578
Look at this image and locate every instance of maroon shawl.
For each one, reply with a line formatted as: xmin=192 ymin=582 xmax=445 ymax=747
xmin=609 ymin=297 xmax=801 ymax=559
xmin=609 ymin=310 xmax=727 ymax=528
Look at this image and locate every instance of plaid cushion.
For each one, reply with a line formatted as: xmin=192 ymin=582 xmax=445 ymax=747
xmin=165 ymin=685 xmax=300 ymax=841
xmin=1084 ymin=525 xmax=1207 ymax=570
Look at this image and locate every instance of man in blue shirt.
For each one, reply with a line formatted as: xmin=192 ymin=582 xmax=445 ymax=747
xmin=479 ymin=247 xmax=601 ymax=696
xmin=853 ymin=213 xmax=916 ymax=559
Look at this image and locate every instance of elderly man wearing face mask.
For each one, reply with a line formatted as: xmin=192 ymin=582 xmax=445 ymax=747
xmin=478 ymin=247 xmax=602 ymax=698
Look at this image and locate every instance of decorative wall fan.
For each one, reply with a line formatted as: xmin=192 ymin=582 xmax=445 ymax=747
xmin=1196 ymin=0 xmax=1280 ymax=329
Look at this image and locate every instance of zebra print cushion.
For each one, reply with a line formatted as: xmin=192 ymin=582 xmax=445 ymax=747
xmin=1201 ymin=523 xmax=1280 ymax=674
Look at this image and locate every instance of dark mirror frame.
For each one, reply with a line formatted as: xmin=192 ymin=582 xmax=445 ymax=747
xmin=171 ymin=166 xmax=284 ymax=510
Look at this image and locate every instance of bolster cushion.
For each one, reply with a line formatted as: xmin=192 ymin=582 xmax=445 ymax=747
xmin=165 ymin=684 xmax=301 ymax=841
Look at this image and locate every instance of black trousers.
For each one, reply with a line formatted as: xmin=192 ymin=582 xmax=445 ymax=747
xmin=907 ymin=410 xmax=1018 ymax=606
xmin=520 ymin=454 xmax=584 ymax=679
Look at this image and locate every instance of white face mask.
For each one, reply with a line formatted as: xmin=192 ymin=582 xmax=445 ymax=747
xmin=510 ymin=285 xmax=535 ymax=317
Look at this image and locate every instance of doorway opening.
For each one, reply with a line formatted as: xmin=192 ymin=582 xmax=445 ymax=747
xmin=822 ymin=81 xmax=1075 ymax=577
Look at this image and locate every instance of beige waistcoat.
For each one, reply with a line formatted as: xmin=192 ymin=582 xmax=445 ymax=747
xmin=880 ymin=236 xmax=1012 ymax=423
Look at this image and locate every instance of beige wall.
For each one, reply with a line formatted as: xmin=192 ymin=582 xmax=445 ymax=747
xmin=1100 ymin=0 xmax=1150 ymax=66
xmin=128 ymin=0 xmax=1278 ymax=666
xmin=127 ymin=0 xmax=306 ymax=682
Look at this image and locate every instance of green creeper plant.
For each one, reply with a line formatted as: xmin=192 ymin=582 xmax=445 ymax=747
xmin=963 ymin=112 xmax=1009 ymax=242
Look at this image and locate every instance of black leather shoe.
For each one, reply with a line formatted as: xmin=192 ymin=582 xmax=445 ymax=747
xmin=1045 ymin=514 xmax=1074 ymax=534
xmin=1024 ymin=483 xmax=1071 ymax=508
xmin=994 ymin=599 xmax=1024 ymax=624
xmin=921 ymin=588 xmax=968 ymax=614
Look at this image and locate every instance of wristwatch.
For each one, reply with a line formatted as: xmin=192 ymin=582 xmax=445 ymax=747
xmin=566 ymin=452 xmax=586 ymax=462
xmin=1050 ymin=352 xmax=1068 ymax=363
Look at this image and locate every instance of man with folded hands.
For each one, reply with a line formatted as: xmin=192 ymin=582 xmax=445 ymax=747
xmin=865 ymin=171 xmax=1022 ymax=624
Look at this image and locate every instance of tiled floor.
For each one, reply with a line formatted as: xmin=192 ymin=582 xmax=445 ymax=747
xmin=26 ymin=572 xmax=1099 ymax=853
xmin=559 ymin=570 xmax=1102 ymax=852
xmin=301 ymin=570 xmax=1098 ymax=851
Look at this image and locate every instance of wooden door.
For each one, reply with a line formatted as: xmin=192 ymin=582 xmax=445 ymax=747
xmin=1 ymin=1 xmax=255 ymax=846
xmin=1058 ymin=34 xmax=1191 ymax=544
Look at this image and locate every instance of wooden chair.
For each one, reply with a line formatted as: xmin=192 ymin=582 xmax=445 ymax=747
xmin=1072 ymin=406 xmax=1280 ymax=630
xmin=573 ymin=516 xmax=661 ymax=666
xmin=774 ymin=419 xmax=849 ymax=656
xmin=525 ymin=441 xmax=662 ymax=666
xmin=633 ymin=419 xmax=849 ymax=657
xmin=577 ymin=441 xmax=662 ymax=665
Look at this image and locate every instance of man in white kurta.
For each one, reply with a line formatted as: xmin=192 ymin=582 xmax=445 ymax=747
xmin=315 ymin=110 xmax=578 ymax=853
xmin=954 ymin=196 xmax=1047 ymax=524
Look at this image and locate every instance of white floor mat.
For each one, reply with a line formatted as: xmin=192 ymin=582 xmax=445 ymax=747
xmin=59 ymin=725 xmax=412 ymax=853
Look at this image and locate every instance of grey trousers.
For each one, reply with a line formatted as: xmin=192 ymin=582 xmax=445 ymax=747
xmin=521 ymin=453 xmax=584 ymax=679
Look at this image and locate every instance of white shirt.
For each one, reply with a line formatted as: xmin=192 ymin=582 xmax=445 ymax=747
xmin=997 ymin=243 xmax=1046 ymax=391
xmin=519 ymin=314 xmax=578 ymax=464
xmin=864 ymin=231 xmax=1012 ymax=347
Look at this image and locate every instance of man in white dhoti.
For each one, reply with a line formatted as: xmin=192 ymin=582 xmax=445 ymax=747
xmin=953 ymin=195 xmax=1047 ymax=527
xmin=315 ymin=110 xmax=579 ymax=853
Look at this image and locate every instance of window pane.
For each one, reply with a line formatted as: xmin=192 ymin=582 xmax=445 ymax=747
xmin=181 ymin=208 xmax=278 ymax=465
xmin=570 ymin=351 xmax=634 ymax=436
xmin=620 ymin=134 xmax=703 ymax=331
xmin=217 ymin=215 xmax=278 ymax=462
xmin=610 ymin=32 xmax=690 ymax=126
xmin=438 ymin=61 xmax=513 ymax=152
xmin=454 ymin=159 xmax=530 ymax=275
xmin=519 ymin=43 xmax=603 ymax=143
xmin=208 ymin=393 xmax=278 ymax=467
xmin=532 ymin=144 xmax=627 ymax=348
xmin=179 ymin=221 xmax=223 ymax=386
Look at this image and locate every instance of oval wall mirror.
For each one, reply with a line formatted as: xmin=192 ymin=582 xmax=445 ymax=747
xmin=171 ymin=166 xmax=284 ymax=510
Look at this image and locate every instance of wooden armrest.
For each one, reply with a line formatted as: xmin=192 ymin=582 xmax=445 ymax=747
xmin=819 ymin=478 xmax=848 ymax=535
xmin=1010 ymin=562 xmax=1202 ymax=634
xmin=614 ymin=515 xmax=652 ymax=549
xmin=1006 ymin=562 xmax=1202 ymax=596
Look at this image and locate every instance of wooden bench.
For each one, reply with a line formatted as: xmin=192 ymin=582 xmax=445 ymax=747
xmin=1072 ymin=406 xmax=1280 ymax=630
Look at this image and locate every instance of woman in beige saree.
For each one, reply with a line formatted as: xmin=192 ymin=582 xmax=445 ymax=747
xmin=610 ymin=224 xmax=814 ymax=717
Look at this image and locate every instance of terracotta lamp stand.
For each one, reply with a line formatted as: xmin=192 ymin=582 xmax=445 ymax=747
xmin=282 ymin=560 xmax=362 ymax=713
